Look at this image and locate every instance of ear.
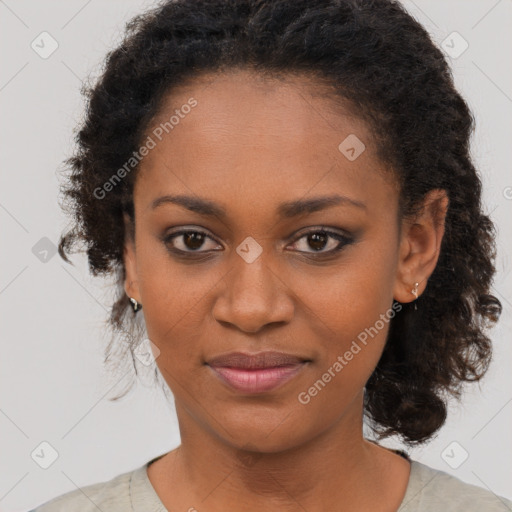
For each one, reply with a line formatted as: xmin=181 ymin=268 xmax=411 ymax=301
xmin=123 ymin=212 xmax=141 ymax=302
xmin=393 ymin=189 xmax=449 ymax=304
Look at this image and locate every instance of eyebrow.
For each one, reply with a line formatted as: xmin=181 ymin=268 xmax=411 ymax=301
xmin=149 ymin=193 xmax=366 ymax=218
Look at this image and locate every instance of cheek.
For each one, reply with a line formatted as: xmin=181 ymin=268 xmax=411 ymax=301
xmin=292 ymin=237 xmax=397 ymax=340
xmin=293 ymin=240 xmax=398 ymax=402
xmin=135 ymin=236 xmax=222 ymax=360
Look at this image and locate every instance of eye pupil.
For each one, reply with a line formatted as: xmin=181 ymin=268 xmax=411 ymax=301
xmin=184 ymin=232 xmax=205 ymax=250
xmin=308 ymin=232 xmax=328 ymax=251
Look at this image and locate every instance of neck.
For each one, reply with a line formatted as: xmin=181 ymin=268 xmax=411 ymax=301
xmin=159 ymin=391 xmax=409 ymax=512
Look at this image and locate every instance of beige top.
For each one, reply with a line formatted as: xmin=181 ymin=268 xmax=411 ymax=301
xmin=31 ymin=453 xmax=512 ymax=511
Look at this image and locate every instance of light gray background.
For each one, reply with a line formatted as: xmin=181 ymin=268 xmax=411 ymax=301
xmin=1 ymin=1 xmax=511 ymax=510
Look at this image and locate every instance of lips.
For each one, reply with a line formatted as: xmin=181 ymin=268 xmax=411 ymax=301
xmin=206 ymin=351 xmax=310 ymax=393
xmin=206 ymin=351 xmax=308 ymax=370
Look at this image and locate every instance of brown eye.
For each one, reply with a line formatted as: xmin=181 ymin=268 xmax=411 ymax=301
xmin=164 ymin=230 xmax=222 ymax=253
xmin=288 ymin=229 xmax=353 ymax=255
xmin=182 ymin=232 xmax=206 ymax=250
xmin=306 ymin=232 xmax=329 ymax=251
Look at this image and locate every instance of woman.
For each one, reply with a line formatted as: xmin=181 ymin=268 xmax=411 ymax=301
xmin=32 ymin=0 xmax=511 ymax=510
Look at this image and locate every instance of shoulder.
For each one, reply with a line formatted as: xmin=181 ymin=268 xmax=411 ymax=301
xmin=399 ymin=460 xmax=512 ymax=511
xmin=29 ymin=466 xmax=135 ymax=512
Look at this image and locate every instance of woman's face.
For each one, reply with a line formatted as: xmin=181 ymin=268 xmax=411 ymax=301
xmin=124 ymin=70 xmax=407 ymax=451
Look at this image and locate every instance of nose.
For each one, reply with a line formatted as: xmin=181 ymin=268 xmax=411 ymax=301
xmin=212 ymin=248 xmax=294 ymax=333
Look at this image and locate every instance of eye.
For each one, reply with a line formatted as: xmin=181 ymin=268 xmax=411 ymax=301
xmin=163 ymin=226 xmax=354 ymax=258
xmin=287 ymin=228 xmax=353 ymax=255
xmin=164 ymin=229 xmax=222 ymax=254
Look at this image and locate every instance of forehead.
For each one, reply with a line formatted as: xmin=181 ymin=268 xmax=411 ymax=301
xmin=148 ymin=69 xmax=373 ymax=151
xmin=134 ymin=69 xmax=397 ymax=217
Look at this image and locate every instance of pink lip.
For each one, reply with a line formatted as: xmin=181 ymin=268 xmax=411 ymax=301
xmin=208 ymin=364 xmax=306 ymax=393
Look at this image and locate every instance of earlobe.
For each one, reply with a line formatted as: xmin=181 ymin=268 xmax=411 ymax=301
xmin=123 ymin=212 xmax=140 ymax=302
xmin=123 ymin=241 xmax=137 ymax=298
xmin=393 ymin=277 xmax=423 ymax=306
xmin=393 ymin=189 xmax=449 ymax=304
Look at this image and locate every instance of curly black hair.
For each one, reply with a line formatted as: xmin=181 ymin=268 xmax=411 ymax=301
xmin=57 ymin=0 xmax=502 ymax=446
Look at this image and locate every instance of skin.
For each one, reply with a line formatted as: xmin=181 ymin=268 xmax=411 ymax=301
xmin=124 ymin=69 xmax=448 ymax=511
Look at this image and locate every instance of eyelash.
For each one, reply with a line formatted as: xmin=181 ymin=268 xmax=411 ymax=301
xmin=162 ymin=227 xmax=354 ymax=259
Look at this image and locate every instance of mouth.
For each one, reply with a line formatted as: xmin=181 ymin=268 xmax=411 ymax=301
xmin=206 ymin=351 xmax=310 ymax=394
